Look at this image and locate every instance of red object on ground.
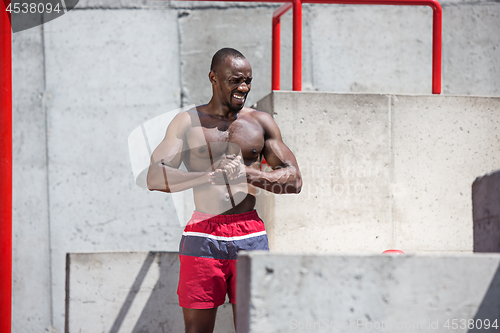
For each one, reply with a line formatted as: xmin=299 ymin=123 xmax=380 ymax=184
xmin=260 ymin=157 xmax=269 ymax=170
xmin=0 ymin=1 xmax=12 ymax=333
xmin=382 ymin=249 xmax=405 ymax=254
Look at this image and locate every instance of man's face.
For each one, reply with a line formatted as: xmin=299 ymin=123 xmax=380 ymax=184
xmin=213 ymin=56 xmax=252 ymax=112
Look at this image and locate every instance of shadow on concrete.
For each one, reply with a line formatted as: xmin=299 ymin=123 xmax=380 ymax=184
xmin=130 ymin=252 xmax=184 ymax=333
xmin=109 ymin=252 xmax=158 ymax=333
xmin=468 ymin=262 xmax=500 ymax=332
xmin=102 ymin=252 xmax=233 ymax=333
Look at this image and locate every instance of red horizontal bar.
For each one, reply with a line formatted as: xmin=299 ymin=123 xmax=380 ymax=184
xmin=304 ymin=0 xmax=440 ymax=8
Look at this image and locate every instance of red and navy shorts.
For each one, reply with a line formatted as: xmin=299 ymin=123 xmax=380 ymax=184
xmin=177 ymin=210 xmax=269 ymax=309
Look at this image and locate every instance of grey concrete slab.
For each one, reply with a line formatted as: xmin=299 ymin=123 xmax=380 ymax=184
xmin=178 ymin=6 xmax=313 ymax=108
xmin=473 ymin=169 xmax=500 ymax=252
xmin=308 ymin=5 xmax=433 ymax=94
xmin=237 ymin=252 xmax=500 ymax=333
xmin=74 ymin=0 xmax=152 ymax=9
xmin=255 ymin=92 xmax=500 ymax=254
xmin=43 ymin=9 xmax=183 ymax=331
xmin=178 ymin=7 xmax=273 ymax=108
xmin=256 ymin=91 xmax=393 ymax=253
xmin=308 ymin=2 xmax=500 ymax=96
xmin=74 ymin=0 xmax=278 ymax=9
xmin=168 ymin=1 xmax=279 ymax=9
xmin=391 ymin=95 xmax=500 ymax=252
xmin=442 ymin=4 xmax=500 ymax=96
xmin=66 ymin=252 xmax=235 ymax=332
xmin=12 ymin=24 xmax=53 ymax=333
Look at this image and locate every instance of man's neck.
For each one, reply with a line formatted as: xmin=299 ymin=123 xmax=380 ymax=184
xmin=205 ymin=98 xmax=238 ymax=120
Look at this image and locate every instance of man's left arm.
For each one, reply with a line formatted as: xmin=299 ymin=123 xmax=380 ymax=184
xmin=245 ymin=111 xmax=302 ymax=194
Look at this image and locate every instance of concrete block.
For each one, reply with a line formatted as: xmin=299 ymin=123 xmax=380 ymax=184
xmin=391 ymin=95 xmax=500 ymax=252
xmin=43 ymin=9 xmax=183 ymax=331
xmin=256 ymin=92 xmax=393 ymax=253
xmin=237 ymin=252 xmax=500 ymax=333
xmin=12 ymin=26 xmax=53 ymax=332
xmin=178 ymin=6 xmax=313 ymax=108
xmin=442 ymin=4 xmax=500 ymax=96
xmin=304 ymin=2 xmax=500 ymax=96
xmin=473 ymin=169 xmax=500 ymax=252
xmin=308 ymin=4 xmax=433 ymax=94
xmin=255 ymin=92 xmax=500 ymax=253
xmin=74 ymin=0 xmax=277 ymax=9
xmin=178 ymin=7 xmax=272 ymax=108
xmin=66 ymin=252 xmax=235 ymax=332
xmin=169 ymin=1 xmax=278 ymax=9
xmin=74 ymin=0 xmax=152 ymax=9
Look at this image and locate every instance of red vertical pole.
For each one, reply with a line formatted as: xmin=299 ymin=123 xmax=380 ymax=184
xmin=292 ymin=0 xmax=302 ymax=91
xmin=0 ymin=1 xmax=12 ymax=332
xmin=431 ymin=0 xmax=442 ymax=94
xmin=272 ymin=3 xmax=293 ymax=91
xmin=272 ymin=13 xmax=281 ymax=90
xmin=271 ymin=2 xmax=293 ymax=90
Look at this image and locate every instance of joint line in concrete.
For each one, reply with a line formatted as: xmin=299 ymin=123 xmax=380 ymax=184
xmin=41 ymin=24 xmax=56 ymax=329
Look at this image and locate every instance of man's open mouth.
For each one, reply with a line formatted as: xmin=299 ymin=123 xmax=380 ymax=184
xmin=232 ymin=94 xmax=245 ymax=103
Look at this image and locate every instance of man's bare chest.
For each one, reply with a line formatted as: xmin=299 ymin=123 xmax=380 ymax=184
xmin=185 ymin=117 xmax=265 ymax=161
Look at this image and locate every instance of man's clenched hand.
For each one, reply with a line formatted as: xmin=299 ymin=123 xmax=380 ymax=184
xmin=209 ymin=155 xmax=246 ymax=185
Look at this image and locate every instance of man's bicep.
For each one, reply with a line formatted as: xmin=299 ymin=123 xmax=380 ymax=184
xmin=150 ymin=114 xmax=189 ymax=168
xmin=260 ymin=114 xmax=299 ymax=169
xmin=150 ymin=136 xmax=184 ymax=168
xmin=263 ymin=137 xmax=298 ymax=169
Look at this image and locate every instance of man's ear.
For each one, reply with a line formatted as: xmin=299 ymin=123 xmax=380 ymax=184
xmin=208 ymin=70 xmax=217 ymax=85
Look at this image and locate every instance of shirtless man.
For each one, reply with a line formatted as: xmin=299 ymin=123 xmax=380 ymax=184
xmin=147 ymin=48 xmax=302 ymax=333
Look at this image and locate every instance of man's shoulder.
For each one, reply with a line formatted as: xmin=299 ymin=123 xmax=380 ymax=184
xmin=241 ymin=107 xmax=274 ymax=124
xmin=240 ymin=107 xmax=281 ymax=138
xmin=168 ymin=109 xmax=197 ymax=133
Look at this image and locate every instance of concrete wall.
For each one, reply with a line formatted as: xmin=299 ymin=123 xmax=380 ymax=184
xmin=256 ymin=92 xmax=500 ymax=254
xmin=236 ymin=251 xmax=500 ymax=333
xmin=473 ymin=169 xmax=500 ymax=252
xmin=12 ymin=13 xmax=52 ymax=332
xmin=11 ymin=0 xmax=500 ymax=332
xmin=66 ymin=252 xmax=234 ymax=333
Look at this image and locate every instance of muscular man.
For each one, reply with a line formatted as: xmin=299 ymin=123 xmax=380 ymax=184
xmin=147 ymin=48 xmax=302 ymax=333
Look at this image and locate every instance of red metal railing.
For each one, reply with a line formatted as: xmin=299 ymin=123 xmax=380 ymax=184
xmin=272 ymin=3 xmax=293 ymax=90
xmin=0 ymin=1 xmax=12 ymax=332
xmin=272 ymin=0 xmax=442 ymax=93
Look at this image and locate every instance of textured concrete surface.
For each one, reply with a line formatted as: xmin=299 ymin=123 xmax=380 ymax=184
xmin=177 ymin=6 xmax=312 ymax=109
xmin=256 ymin=92 xmax=393 ymax=252
xmin=473 ymin=169 xmax=500 ymax=252
xmin=309 ymin=5 xmax=433 ymax=94
xmin=237 ymin=252 xmax=500 ymax=333
xmin=442 ymin=3 xmax=500 ymax=96
xmin=308 ymin=1 xmax=500 ymax=96
xmin=391 ymin=95 xmax=500 ymax=251
xmin=12 ymin=22 xmax=53 ymax=333
xmin=256 ymin=92 xmax=500 ymax=253
xmin=10 ymin=0 xmax=500 ymax=332
xmin=66 ymin=252 xmax=235 ymax=333
xmin=43 ymin=9 xmax=183 ymax=331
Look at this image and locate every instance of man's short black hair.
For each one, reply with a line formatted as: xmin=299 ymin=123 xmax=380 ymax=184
xmin=210 ymin=48 xmax=246 ymax=73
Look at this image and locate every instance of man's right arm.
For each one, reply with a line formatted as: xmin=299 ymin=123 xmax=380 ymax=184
xmin=146 ymin=112 xmax=211 ymax=193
